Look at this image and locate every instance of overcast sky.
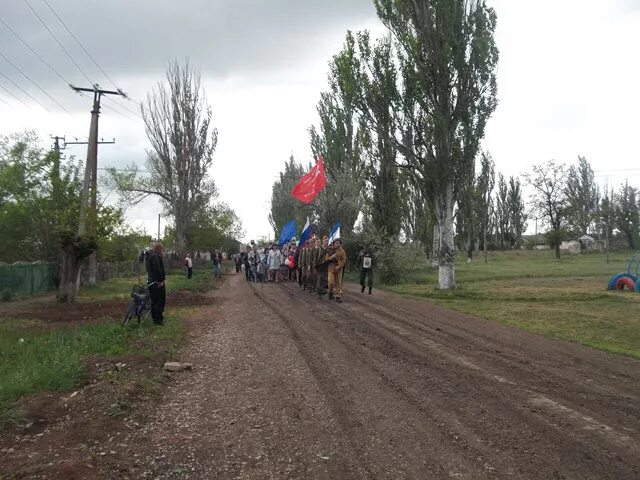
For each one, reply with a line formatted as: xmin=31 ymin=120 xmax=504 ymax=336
xmin=1 ymin=0 xmax=639 ymax=242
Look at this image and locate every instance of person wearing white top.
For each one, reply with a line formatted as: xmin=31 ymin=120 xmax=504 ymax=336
xmin=184 ymin=253 xmax=193 ymax=279
xmin=267 ymin=244 xmax=282 ymax=283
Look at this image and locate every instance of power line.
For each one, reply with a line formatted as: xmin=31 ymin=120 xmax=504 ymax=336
xmin=40 ymin=0 xmax=119 ymax=90
xmin=101 ymin=95 xmax=141 ymax=120
xmin=0 ymin=50 xmax=70 ymax=113
xmin=23 ymin=0 xmax=93 ymax=84
xmin=0 ymin=81 xmax=29 ymax=107
xmin=0 ymin=69 xmax=50 ymax=111
xmin=105 ymin=95 xmax=142 ymax=119
xmin=0 ymin=16 xmax=71 ymax=86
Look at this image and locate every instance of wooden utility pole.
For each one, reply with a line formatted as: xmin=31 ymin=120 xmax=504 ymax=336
xmin=51 ymin=135 xmax=65 ymax=156
xmin=72 ymin=85 xmax=125 ymax=285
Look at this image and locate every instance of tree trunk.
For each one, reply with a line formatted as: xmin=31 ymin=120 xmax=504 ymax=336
xmin=58 ymin=234 xmax=96 ymax=303
xmin=483 ymin=226 xmax=488 ymax=264
xmin=437 ymin=185 xmax=456 ymax=289
xmin=555 ymin=241 xmax=560 ymax=260
xmin=466 ymin=229 xmax=473 ymax=264
xmin=431 ymin=223 xmax=441 ymax=269
xmin=627 ymin=232 xmax=635 ymax=250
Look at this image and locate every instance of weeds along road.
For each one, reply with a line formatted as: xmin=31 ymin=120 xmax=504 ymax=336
xmin=134 ymin=273 xmax=640 ymax=480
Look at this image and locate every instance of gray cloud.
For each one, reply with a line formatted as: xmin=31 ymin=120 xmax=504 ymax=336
xmin=1 ymin=0 xmax=376 ymax=109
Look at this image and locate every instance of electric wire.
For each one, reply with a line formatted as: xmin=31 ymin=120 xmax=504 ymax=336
xmin=0 ymin=50 xmax=70 ymax=113
xmin=0 ymin=69 xmax=50 ymax=111
xmin=40 ymin=0 xmax=118 ymax=90
xmin=0 ymin=16 xmax=71 ymax=86
xmin=101 ymin=101 xmax=135 ymax=120
xmin=23 ymin=0 xmax=94 ymax=84
xmin=112 ymin=99 xmax=143 ymax=119
xmin=0 ymin=81 xmax=29 ymax=107
xmin=101 ymin=95 xmax=141 ymax=120
xmin=38 ymin=0 xmax=142 ymax=117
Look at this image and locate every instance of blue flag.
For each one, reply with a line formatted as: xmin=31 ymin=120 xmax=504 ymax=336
xmin=299 ymin=217 xmax=312 ymax=245
xmin=278 ymin=220 xmax=296 ymax=247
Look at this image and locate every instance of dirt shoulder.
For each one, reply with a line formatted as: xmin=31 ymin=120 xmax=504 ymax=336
xmin=3 ymin=274 xmax=639 ymax=479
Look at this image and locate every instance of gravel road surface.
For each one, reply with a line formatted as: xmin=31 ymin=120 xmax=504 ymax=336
xmin=132 ymin=273 xmax=640 ymax=479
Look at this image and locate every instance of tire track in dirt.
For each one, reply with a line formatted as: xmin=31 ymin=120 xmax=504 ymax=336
xmin=263 ymin=281 xmax=640 ymax=479
xmin=342 ymin=287 xmax=640 ymax=429
xmin=254 ymin=282 xmax=498 ymax=479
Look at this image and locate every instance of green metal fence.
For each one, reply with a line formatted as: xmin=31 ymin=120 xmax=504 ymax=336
xmin=0 ymin=263 xmax=56 ymax=296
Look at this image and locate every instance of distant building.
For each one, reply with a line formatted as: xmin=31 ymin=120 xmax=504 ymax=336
xmin=560 ymin=240 xmax=581 ymax=254
xmin=577 ymin=234 xmax=605 ymax=251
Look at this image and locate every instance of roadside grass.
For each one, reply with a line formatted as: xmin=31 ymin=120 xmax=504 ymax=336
xmin=385 ymin=250 xmax=640 ymax=359
xmin=0 ymin=311 xmax=185 ymax=420
xmin=0 ymin=266 xmax=220 ymax=420
xmin=79 ymin=267 xmax=218 ymax=301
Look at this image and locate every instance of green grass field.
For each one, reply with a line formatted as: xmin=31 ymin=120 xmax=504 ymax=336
xmin=0 ymin=267 xmax=219 ymax=419
xmin=79 ymin=267 xmax=217 ymax=302
xmin=387 ymin=250 xmax=640 ymax=359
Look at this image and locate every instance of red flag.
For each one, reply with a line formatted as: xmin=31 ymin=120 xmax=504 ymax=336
xmin=291 ymin=156 xmax=327 ymax=204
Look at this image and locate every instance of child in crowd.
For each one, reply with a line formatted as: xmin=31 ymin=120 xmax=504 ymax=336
xmin=257 ymin=259 xmax=266 ymax=283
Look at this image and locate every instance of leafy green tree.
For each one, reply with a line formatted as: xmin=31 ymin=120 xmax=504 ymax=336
xmin=565 ymin=156 xmax=599 ymax=235
xmin=191 ymin=202 xmax=244 ymax=252
xmin=614 ymin=181 xmax=639 ymax=249
xmin=475 ymin=152 xmax=495 ymax=261
xmin=597 ymin=187 xmax=615 ymax=261
xmin=269 ymin=155 xmax=314 ymax=239
xmin=399 ymin=170 xmax=433 ymax=250
xmin=495 ymin=174 xmax=510 ymax=249
xmin=507 ymin=176 xmax=527 ymax=249
xmin=0 ymin=132 xmax=82 ymax=263
xmin=373 ymin=0 xmax=499 ymax=289
xmin=309 ymin=90 xmax=366 ymax=237
xmin=331 ymin=31 xmax=401 ymax=239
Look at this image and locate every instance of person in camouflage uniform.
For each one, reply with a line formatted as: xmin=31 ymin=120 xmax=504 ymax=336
xmin=308 ymin=237 xmax=322 ymax=292
xmin=327 ymin=238 xmax=347 ymax=302
xmin=315 ymin=236 xmax=330 ymax=296
xmin=300 ymin=240 xmax=311 ymax=290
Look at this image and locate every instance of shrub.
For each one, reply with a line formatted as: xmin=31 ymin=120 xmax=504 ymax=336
xmin=1 ymin=288 xmax=12 ymax=302
xmin=352 ymin=227 xmax=427 ymax=284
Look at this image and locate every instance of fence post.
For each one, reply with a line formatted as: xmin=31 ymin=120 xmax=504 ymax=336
xmin=30 ymin=264 xmax=35 ymax=295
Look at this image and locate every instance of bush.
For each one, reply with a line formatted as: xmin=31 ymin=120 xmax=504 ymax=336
xmin=1 ymin=288 xmax=12 ymax=302
xmin=351 ymin=227 xmax=427 ymax=284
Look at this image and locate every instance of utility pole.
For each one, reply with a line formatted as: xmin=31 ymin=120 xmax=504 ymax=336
xmin=72 ymin=85 xmax=125 ymax=285
xmin=51 ymin=135 xmax=65 ymax=156
xmin=157 ymin=214 xmax=161 ymax=243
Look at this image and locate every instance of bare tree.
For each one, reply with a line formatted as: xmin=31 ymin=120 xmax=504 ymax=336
xmin=109 ymin=61 xmax=217 ymax=254
xmin=525 ymin=161 xmax=569 ymax=259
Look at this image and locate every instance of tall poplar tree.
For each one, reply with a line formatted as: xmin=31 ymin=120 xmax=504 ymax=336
xmin=373 ymin=0 xmax=499 ymax=288
xmin=565 ymin=156 xmax=599 ymax=235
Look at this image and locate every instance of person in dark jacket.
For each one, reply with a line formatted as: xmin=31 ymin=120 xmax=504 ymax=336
xmin=357 ymin=246 xmax=374 ymax=295
xmin=147 ymin=243 xmax=166 ymax=325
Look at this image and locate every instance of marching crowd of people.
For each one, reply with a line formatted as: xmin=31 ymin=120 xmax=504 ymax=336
xmin=234 ymin=237 xmax=374 ymax=302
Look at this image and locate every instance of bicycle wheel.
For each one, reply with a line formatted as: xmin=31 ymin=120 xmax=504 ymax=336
xmin=140 ymin=303 xmax=151 ymax=324
xmin=122 ymin=299 xmax=136 ymax=326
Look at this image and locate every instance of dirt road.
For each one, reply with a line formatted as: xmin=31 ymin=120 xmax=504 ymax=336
xmin=119 ymin=272 xmax=640 ymax=480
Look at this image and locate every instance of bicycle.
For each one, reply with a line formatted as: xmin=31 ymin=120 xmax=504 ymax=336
xmin=122 ymin=279 xmax=157 ymax=326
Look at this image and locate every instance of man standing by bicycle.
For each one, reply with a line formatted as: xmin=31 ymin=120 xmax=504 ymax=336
xmin=148 ymin=243 xmax=166 ymax=326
